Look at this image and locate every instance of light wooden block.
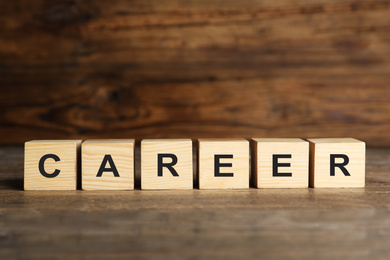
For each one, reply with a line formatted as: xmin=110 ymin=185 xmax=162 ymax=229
xmin=24 ymin=140 xmax=81 ymax=190
xmin=141 ymin=139 xmax=193 ymax=190
xmin=308 ymin=138 xmax=365 ymax=188
xmin=82 ymin=139 xmax=134 ymax=190
xmin=252 ymin=138 xmax=309 ymax=188
xmin=198 ymin=138 xmax=249 ymax=189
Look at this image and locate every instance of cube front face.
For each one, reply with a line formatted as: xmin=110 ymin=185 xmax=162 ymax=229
xmin=198 ymin=139 xmax=249 ymax=189
xmin=253 ymin=138 xmax=309 ymax=188
xmin=141 ymin=139 xmax=193 ymax=190
xmin=308 ymin=138 xmax=366 ymax=188
xmin=82 ymin=140 xmax=134 ymax=190
xmin=24 ymin=140 xmax=81 ymax=190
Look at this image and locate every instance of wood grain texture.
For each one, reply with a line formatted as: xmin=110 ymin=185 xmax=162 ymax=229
xmin=141 ymin=139 xmax=193 ymax=189
xmin=198 ymin=139 xmax=250 ymax=189
xmin=1 ymin=146 xmax=390 ymax=259
xmin=1 ymin=1 xmax=390 ymax=145
xmin=253 ymin=138 xmax=309 ymax=188
xmin=82 ymin=139 xmax=134 ymax=190
xmin=24 ymin=140 xmax=81 ymax=190
xmin=308 ymin=138 xmax=365 ymax=187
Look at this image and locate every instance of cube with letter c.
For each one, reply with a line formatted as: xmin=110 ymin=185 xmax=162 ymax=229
xmin=24 ymin=140 xmax=81 ymax=190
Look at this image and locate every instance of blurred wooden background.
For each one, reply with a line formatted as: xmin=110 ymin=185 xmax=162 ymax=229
xmin=1 ymin=0 xmax=390 ymax=146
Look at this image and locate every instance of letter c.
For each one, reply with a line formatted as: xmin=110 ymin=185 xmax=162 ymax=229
xmin=39 ymin=154 xmax=61 ymax=178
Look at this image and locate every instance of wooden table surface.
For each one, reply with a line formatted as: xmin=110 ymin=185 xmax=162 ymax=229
xmin=1 ymin=146 xmax=390 ymax=259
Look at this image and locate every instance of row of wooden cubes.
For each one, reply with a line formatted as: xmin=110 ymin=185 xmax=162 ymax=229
xmin=24 ymin=138 xmax=365 ymax=190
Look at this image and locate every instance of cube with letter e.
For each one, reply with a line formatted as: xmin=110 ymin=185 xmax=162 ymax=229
xmin=198 ymin=138 xmax=249 ymax=189
xmin=252 ymin=138 xmax=309 ymax=188
xmin=308 ymin=138 xmax=365 ymax=188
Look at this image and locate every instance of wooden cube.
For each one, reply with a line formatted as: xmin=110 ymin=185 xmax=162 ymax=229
xmin=141 ymin=139 xmax=193 ymax=189
xmin=307 ymin=138 xmax=365 ymax=188
xmin=198 ymin=139 xmax=249 ymax=189
xmin=82 ymin=139 xmax=134 ymax=190
xmin=24 ymin=140 xmax=81 ymax=190
xmin=252 ymin=138 xmax=309 ymax=188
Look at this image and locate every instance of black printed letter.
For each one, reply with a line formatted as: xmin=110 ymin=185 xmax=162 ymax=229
xmin=273 ymin=154 xmax=292 ymax=177
xmin=96 ymin=155 xmax=120 ymax=177
xmin=158 ymin=154 xmax=179 ymax=177
xmin=330 ymin=154 xmax=350 ymax=176
xmin=214 ymin=155 xmax=234 ymax=177
xmin=39 ymin=154 xmax=61 ymax=178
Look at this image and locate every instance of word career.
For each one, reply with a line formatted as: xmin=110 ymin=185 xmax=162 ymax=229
xmin=24 ymin=138 xmax=365 ymax=190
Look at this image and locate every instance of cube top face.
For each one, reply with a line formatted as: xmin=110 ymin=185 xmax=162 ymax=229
xmin=141 ymin=139 xmax=193 ymax=190
xmin=142 ymin=139 xmax=191 ymax=143
xmin=308 ymin=138 xmax=366 ymax=188
xmin=198 ymin=139 xmax=249 ymax=189
xmin=83 ymin=139 xmax=135 ymax=144
xmin=198 ymin=138 xmax=247 ymax=143
xmin=307 ymin=138 xmax=363 ymax=144
xmin=252 ymin=138 xmax=309 ymax=188
xmin=82 ymin=139 xmax=134 ymax=190
xmin=26 ymin=140 xmax=82 ymax=144
xmin=24 ymin=140 xmax=81 ymax=190
xmin=252 ymin=138 xmax=307 ymax=143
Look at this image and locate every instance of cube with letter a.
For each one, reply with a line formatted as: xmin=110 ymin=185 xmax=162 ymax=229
xmin=252 ymin=138 xmax=309 ymax=188
xmin=82 ymin=139 xmax=134 ymax=190
xmin=24 ymin=140 xmax=81 ymax=190
xmin=307 ymin=138 xmax=365 ymax=188
xmin=141 ymin=139 xmax=193 ymax=189
xmin=198 ymin=138 xmax=249 ymax=189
